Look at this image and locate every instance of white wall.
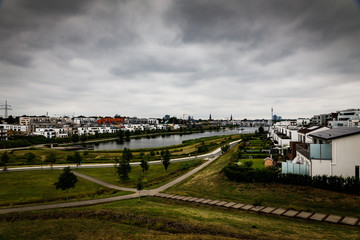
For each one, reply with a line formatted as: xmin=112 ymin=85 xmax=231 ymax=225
xmin=311 ymin=159 xmax=332 ymax=176
xmin=331 ymin=134 xmax=360 ymax=177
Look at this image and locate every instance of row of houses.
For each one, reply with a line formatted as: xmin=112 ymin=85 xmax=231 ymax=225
xmin=310 ymin=108 xmax=360 ymax=127
xmin=270 ymin=122 xmax=360 ymax=178
xmin=30 ymin=123 xmax=182 ymax=139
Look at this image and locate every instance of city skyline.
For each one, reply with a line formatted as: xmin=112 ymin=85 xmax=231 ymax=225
xmin=1 ymin=1 xmax=360 ymax=119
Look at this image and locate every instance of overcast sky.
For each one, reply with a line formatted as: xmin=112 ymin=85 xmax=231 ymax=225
xmin=0 ymin=0 xmax=359 ymax=119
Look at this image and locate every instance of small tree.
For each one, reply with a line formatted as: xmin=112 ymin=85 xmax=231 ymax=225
xmin=72 ymin=134 xmax=79 ymax=143
xmin=221 ymin=144 xmax=230 ymax=154
xmin=54 ymin=167 xmax=78 ymax=200
xmin=244 ymin=160 xmax=253 ymax=168
xmin=46 ymin=152 xmax=57 ymax=169
xmin=122 ymin=148 xmax=133 ymax=162
xmin=117 ymin=130 xmax=124 ymax=143
xmin=73 ymin=152 xmax=82 ymax=168
xmin=80 ymin=134 xmax=87 ymax=142
xmin=258 ymin=126 xmax=265 ymax=135
xmin=162 ymin=149 xmax=171 ymax=171
xmin=117 ymin=157 xmax=131 ymax=182
xmin=136 ymin=175 xmax=144 ymax=200
xmin=125 ymin=130 xmax=131 ymax=141
xmin=0 ymin=151 xmax=9 ymax=171
xmin=24 ymin=152 xmax=36 ymax=165
xmin=140 ymin=156 xmax=149 ymax=173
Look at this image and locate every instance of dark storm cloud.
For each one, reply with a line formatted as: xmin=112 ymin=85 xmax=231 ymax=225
xmin=0 ymin=0 xmax=359 ymax=118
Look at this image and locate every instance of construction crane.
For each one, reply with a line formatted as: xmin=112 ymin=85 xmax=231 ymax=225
xmin=0 ymin=100 xmax=12 ymax=118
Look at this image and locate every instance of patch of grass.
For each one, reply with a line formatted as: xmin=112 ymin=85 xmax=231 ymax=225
xmin=1 ymin=197 xmax=358 ymax=240
xmin=75 ymin=160 xmax=205 ymax=189
xmin=165 ymin=145 xmax=360 ymax=218
xmin=0 ymin=170 xmax=129 ymax=207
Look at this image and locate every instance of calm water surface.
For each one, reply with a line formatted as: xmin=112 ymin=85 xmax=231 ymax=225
xmin=94 ymin=127 xmax=258 ymax=150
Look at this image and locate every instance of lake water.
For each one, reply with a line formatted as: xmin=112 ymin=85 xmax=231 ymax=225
xmin=94 ymin=127 xmax=258 ymax=150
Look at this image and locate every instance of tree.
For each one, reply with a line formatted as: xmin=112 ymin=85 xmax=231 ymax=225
xmin=80 ymin=134 xmax=88 ymax=142
xmin=46 ymin=152 xmax=57 ymax=169
xmin=24 ymin=152 xmax=36 ymax=165
xmin=54 ymin=167 xmax=78 ymax=200
xmin=221 ymin=144 xmax=230 ymax=154
xmin=0 ymin=151 xmax=9 ymax=171
xmin=73 ymin=152 xmax=82 ymax=167
xmin=72 ymin=134 xmax=79 ymax=143
xmin=140 ymin=156 xmax=149 ymax=173
xmin=122 ymin=148 xmax=133 ymax=162
xmin=258 ymin=126 xmax=265 ymax=135
xmin=125 ymin=130 xmax=131 ymax=141
xmin=117 ymin=130 xmax=124 ymax=143
xmin=162 ymin=149 xmax=171 ymax=171
xmin=136 ymin=175 xmax=144 ymax=200
xmin=117 ymin=157 xmax=131 ymax=182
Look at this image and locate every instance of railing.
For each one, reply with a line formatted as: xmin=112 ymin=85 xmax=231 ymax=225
xmin=310 ymin=144 xmax=332 ymax=160
xmin=296 ymin=144 xmax=310 ymax=159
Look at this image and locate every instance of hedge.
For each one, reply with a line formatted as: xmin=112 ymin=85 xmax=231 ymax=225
xmin=223 ymin=163 xmax=360 ymax=195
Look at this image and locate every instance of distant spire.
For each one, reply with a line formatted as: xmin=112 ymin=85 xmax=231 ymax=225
xmin=209 ymin=113 xmax=212 ymax=121
xmin=230 ymin=114 xmax=233 ymax=121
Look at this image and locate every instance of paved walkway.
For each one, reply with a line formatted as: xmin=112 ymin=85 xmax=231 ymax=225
xmin=153 ymin=193 xmax=360 ymax=227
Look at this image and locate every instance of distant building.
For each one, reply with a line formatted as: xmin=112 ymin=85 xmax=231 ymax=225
xmin=0 ymin=126 xmax=8 ymax=141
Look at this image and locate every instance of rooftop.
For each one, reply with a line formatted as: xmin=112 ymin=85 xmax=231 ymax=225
xmin=309 ymin=127 xmax=360 ymax=140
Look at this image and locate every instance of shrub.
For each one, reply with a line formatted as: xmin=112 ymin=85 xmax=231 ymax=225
xmin=223 ymin=163 xmax=360 ymax=195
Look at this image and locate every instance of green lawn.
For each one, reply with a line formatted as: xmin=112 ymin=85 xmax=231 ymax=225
xmin=1 ymin=197 xmax=358 ymax=240
xmin=165 ymin=145 xmax=360 ymax=218
xmin=0 ymin=170 xmax=130 ymax=207
xmin=75 ymin=160 xmax=204 ymax=189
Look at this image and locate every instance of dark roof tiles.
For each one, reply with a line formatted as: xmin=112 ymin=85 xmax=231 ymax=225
xmin=309 ymin=127 xmax=360 ymax=140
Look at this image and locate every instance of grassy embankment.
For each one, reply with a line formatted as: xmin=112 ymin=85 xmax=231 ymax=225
xmin=0 ymin=170 xmax=130 ymax=208
xmin=75 ymin=160 xmax=204 ymax=189
xmin=165 ymin=143 xmax=360 ymax=218
xmin=0 ymin=197 xmax=358 ymax=240
xmin=5 ymin=134 xmax=240 ymax=166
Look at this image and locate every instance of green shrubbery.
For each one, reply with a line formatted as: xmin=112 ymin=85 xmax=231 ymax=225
xmin=180 ymin=160 xmax=202 ymax=170
xmin=223 ymin=163 xmax=360 ymax=195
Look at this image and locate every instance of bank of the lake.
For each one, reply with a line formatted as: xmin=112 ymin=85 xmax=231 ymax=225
xmin=94 ymin=128 xmax=257 ymax=150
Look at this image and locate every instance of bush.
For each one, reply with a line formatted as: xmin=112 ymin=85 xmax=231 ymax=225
xmin=180 ymin=160 xmax=202 ymax=170
xmin=223 ymin=163 xmax=360 ymax=195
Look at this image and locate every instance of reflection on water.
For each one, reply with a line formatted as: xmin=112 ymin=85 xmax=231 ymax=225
xmin=94 ymin=127 xmax=258 ymax=150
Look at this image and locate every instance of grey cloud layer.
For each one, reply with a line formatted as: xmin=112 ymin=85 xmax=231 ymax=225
xmin=0 ymin=0 xmax=359 ymax=118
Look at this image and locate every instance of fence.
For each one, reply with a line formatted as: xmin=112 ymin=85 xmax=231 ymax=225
xmin=282 ymin=161 xmax=309 ymax=175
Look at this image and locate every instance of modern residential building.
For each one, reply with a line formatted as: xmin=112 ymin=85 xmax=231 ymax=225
xmin=0 ymin=124 xmax=28 ymax=133
xmin=308 ymin=127 xmax=360 ymax=178
xmin=34 ymin=128 xmax=68 ymax=138
xmin=328 ymin=109 xmax=360 ymax=128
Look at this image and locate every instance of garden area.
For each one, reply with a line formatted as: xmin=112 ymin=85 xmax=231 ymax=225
xmin=165 ymin=140 xmax=360 ymax=218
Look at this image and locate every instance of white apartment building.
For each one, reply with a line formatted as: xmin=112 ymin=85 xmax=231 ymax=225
xmin=0 ymin=124 xmax=28 ymax=132
xmin=329 ymin=109 xmax=360 ymax=128
xmin=34 ymin=128 xmax=68 ymax=138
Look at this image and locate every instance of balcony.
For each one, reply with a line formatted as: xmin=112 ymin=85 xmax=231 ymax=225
xmin=296 ymin=144 xmax=310 ymax=159
xmin=310 ymin=144 xmax=332 ymax=160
